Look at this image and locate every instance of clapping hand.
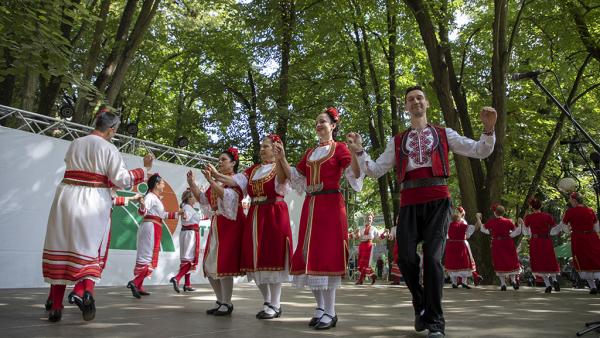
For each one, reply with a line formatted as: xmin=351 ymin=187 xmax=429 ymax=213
xmin=346 ymin=132 xmax=363 ymax=153
xmin=480 ymin=107 xmax=497 ymax=134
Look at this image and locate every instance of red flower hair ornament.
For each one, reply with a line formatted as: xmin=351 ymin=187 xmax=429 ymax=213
xmin=490 ymin=203 xmax=499 ymax=213
xmin=95 ymin=107 xmax=111 ymax=119
xmin=267 ymin=134 xmax=282 ymax=143
xmin=325 ymin=107 xmax=340 ymax=123
xmin=570 ymin=192 xmax=579 ymax=200
xmin=226 ymin=147 xmax=239 ymax=161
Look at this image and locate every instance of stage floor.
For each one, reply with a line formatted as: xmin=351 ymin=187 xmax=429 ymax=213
xmin=1 ymin=282 xmax=598 ymax=337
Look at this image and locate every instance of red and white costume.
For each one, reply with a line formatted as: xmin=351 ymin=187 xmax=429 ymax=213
xmin=42 ymin=134 xmax=146 ymax=285
xmin=289 ymin=141 xmax=363 ymax=290
xmin=557 ymin=206 xmax=600 ymax=283
xmin=388 ymin=226 xmax=402 ymax=283
xmin=170 ymin=203 xmax=205 ymax=287
xmin=356 ymin=224 xmax=380 ymax=283
xmin=522 ymin=212 xmax=561 ymax=279
xmin=236 ymin=163 xmax=293 ymax=283
xmin=444 ymin=220 xmax=476 ymax=282
xmin=198 ymin=184 xmax=245 ymax=278
xmin=480 ymin=217 xmax=522 ymax=278
xmin=131 ymin=192 xmax=178 ymax=289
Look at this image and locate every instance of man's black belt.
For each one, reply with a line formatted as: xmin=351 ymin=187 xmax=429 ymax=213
xmin=400 ymin=177 xmax=447 ymax=191
xmin=307 ymin=189 xmax=340 ymax=197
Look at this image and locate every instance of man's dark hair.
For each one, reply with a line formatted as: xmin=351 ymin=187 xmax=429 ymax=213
xmin=404 ymin=85 xmax=425 ymax=102
xmin=95 ymin=111 xmax=120 ymax=132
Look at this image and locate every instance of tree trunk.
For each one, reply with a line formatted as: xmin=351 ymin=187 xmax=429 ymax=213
xmin=21 ymin=67 xmax=38 ymax=111
xmin=93 ymin=0 xmax=139 ymax=93
xmin=0 ymin=48 xmax=16 ymax=106
xmin=106 ymin=0 xmax=161 ymax=104
xmin=73 ymin=0 xmax=112 ymax=123
xmin=247 ymin=70 xmax=261 ymax=164
xmin=275 ymin=0 xmax=295 ymax=144
xmin=386 ymin=0 xmax=400 ymax=222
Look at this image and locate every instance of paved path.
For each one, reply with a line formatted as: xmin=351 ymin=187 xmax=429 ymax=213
xmin=1 ymin=282 xmax=598 ymax=337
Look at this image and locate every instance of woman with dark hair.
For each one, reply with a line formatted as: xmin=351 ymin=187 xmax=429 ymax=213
xmin=169 ymin=190 xmax=205 ymax=293
xmin=443 ymin=206 xmax=477 ymax=289
xmin=477 ymin=205 xmax=522 ymax=291
xmin=187 ymin=147 xmax=245 ymax=316
xmin=127 ymin=174 xmax=182 ymax=298
xmin=518 ymin=198 xmax=562 ymax=293
xmin=274 ymin=107 xmax=363 ymax=330
xmin=555 ymin=192 xmax=600 ymax=294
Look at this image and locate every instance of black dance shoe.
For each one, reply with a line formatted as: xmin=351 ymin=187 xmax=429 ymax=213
xmin=256 ymin=302 xmax=269 ymax=318
xmin=48 ymin=309 xmax=62 ymax=322
xmin=500 ymin=285 xmax=507 ymax=291
xmin=68 ymin=292 xmax=85 ymax=312
xmin=553 ymin=280 xmax=560 ymax=292
xmin=127 ymin=281 xmax=141 ymax=299
xmin=427 ymin=330 xmax=445 ymax=337
xmin=414 ymin=313 xmax=426 ymax=332
xmin=544 ymin=286 xmax=552 ymax=293
xmin=45 ymin=299 xmax=53 ymax=312
xmin=314 ymin=313 xmax=337 ymax=330
xmin=81 ymin=291 xmax=96 ymax=321
xmin=206 ymin=301 xmax=222 ymax=315
xmin=512 ymin=281 xmax=520 ymax=290
xmin=308 ymin=307 xmax=325 ymax=327
xmin=214 ymin=303 xmax=234 ymax=316
xmin=461 ymin=283 xmax=471 ymax=289
xmin=138 ymin=290 xmax=151 ymax=296
xmin=183 ymin=285 xmax=195 ymax=292
xmin=257 ymin=304 xmax=282 ymax=319
xmin=451 ymin=284 xmax=458 ymax=289
xmin=170 ymin=277 xmax=180 ymax=293
xmin=590 ymin=288 xmax=598 ymax=295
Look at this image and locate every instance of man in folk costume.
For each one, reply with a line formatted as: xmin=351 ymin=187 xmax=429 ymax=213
xmin=347 ymin=85 xmax=496 ymax=338
xmin=42 ymin=109 xmax=152 ymax=322
xmin=354 ymin=212 xmax=381 ymax=285
xmin=477 ymin=205 xmax=522 ymax=291
xmin=518 ymin=198 xmax=562 ymax=293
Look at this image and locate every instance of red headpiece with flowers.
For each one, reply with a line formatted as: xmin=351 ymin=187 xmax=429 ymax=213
xmin=528 ymin=198 xmax=542 ymax=210
xmin=325 ymin=107 xmax=340 ymax=122
xmin=490 ymin=203 xmax=499 ymax=213
xmin=456 ymin=206 xmax=465 ymax=214
xmin=570 ymin=192 xmax=579 ymax=200
xmin=267 ymin=133 xmax=282 ymax=143
xmin=226 ymin=147 xmax=239 ymax=161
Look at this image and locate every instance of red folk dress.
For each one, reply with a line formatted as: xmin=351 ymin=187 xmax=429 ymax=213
xmin=524 ymin=212 xmax=560 ymax=275
xmin=444 ymin=221 xmax=476 ymax=274
xmin=238 ymin=163 xmax=293 ymax=283
xmin=289 ymin=141 xmax=361 ymax=288
xmin=562 ymin=206 xmax=600 ymax=272
xmin=483 ymin=217 xmax=521 ymax=275
xmin=200 ymin=184 xmax=245 ymax=278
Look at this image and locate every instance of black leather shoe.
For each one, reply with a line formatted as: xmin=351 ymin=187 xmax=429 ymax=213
xmin=258 ymin=304 xmax=282 ymax=319
xmin=138 ymin=290 xmax=151 ymax=296
xmin=590 ymin=288 xmax=598 ymax=295
xmin=68 ymin=292 xmax=85 ymax=312
xmin=512 ymin=281 xmax=520 ymax=290
xmin=553 ymin=280 xmax=560 ymax=292
xmin=314 ymin=313 xmax=337 ymax=330
xmin=214 ymin=303 xmax=234 ymax=316
xmin=82 ymin=291 xmax=96 ymax=321
xmin=427 ymin=330 xmax=445 ymax=337
xmin=500 ymin=285 xmax=507 ymax=291
xmin=206 ymin=301 xmax=222 ymax=315
xmin=48 ymin=309 xmax=62 ymax=322
xmin=451 ymin=284 xmax=458 ymax=289
xmin=414 ymin=314 xmax=426 ymax=332
xmin=544 ymin=286 xmax=552 ymax=293
xmin=256 ymin=302 xmax=269 ymax=319
xmin=170 ymin=277 xmax=180 ymax=293
xmin=183 ymin=285 xmax=195 ymax=292
xmin=308 ymin=307 xmax=325 ymax=327
xmin=127 ymin=281 xmax=141 ymax=299
xmin=45 ymin=299 xmax=53 ymax=312
xmin=461 ymin=283 xmax=471 ymax=289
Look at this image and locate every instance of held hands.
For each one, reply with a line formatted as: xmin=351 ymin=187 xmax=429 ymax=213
xmin=201 ymin=167 xmax=212 ymax=181
xmin=517 ymin=217 xmax=524 ymax=226
xmin=143 ymin=153 xmax=155 ymax=168
xmin=132 ymin=193 xmax=144 ymax=203
xmin=186 ymin=170 xmax=196 ymax=186
xmin=274 ymin=142 xmax=286 ymax=161
xmin=346 ymin=132 xmax=363 ymax=153
xmin=480 ymin=107 xmax=497 ymax=134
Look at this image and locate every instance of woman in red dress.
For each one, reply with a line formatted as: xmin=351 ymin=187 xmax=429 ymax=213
xmin=217 ymin=134 xmax=293 ymax=319
xmin=443 ymin=206 xmax=476 ymax=289
xmin=274 ymin=107 xmax=362 ymax=330
xmin=519 ymin=198 xmax=561 ymax=293
xmin=478 ymin=205 xmax=522 ymax=291
xmin=187 ymin=147 xmax=245 ymax=315
xmin=558 ymin=192 xmax=600 ymax=294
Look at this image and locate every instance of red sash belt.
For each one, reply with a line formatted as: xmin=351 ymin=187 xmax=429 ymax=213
xmin=182 ymin=224 xmax=199 ymax=231
xmin=143 ymin=215 xmax=162 ymax=223
xmin=62 ymin=170 xmax=110 ymax=188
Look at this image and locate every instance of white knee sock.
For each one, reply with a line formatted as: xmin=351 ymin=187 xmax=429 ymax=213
xmin=542 ymin=275 xmax=551 ymax=287
xmin=257 ymin=283 xmax=271 ymax=303
xmin=220 ymin=277 xmax=234 ymax=304
xmin=269 ymin=283 xmax=282 ymax=309
xmin=510 ymin=274 xmax=517 ymax=284
xmin=320 ymin=288 xmax=336 ymax=324
xmin=450 ymin=276 xmax=458 ymax=285
xmin=208 ymin=277 xmax=223 ymax=302
xmin=311 ymin=289 xmax=325 ymax=318
xmin=499 ymin=277 xmax=506 ymax=287
xmin=587 ymin=279 xmax=596 ymax=289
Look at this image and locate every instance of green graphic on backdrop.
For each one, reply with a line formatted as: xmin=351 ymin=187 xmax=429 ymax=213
xmin=109 ymin=188 xmax=176 ymax=252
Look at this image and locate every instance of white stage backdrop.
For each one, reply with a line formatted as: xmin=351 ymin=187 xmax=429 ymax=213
xmin=0 ymin=127 xmax=303 ymax=288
